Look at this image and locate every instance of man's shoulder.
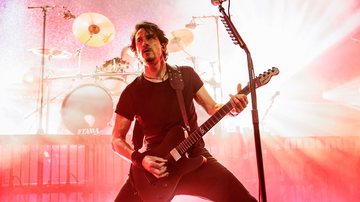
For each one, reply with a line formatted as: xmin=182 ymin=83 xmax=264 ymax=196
xmin=122 ymin=74 xmax=143 ymax=94
xmin=172 ymin=65 xmax=196 ymax=75
xmin=175 ymin=65 xmax=192 ymax=70
xmin=128 ymin=74 xmax=144 ymax=86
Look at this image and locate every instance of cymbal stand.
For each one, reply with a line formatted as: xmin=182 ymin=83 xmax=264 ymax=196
xmin=181 ymin=48 xmax=198 ymax=69
xmin=74 ymin=35 xmax=93 ymax=76
xmin=28 ymin=5 xmax=54 ymax=135
xmin=27 ymin=5 xmax=73 ymax=134
xmin=191 ymin=15 xmax=223 ymax=100
xmin=261 ymin=91 xmax=280 ymax=131
xmin=74 ymin=45 xmax=84 ymax=75
xmin=27 ymin=5 xmax=54 ymax=196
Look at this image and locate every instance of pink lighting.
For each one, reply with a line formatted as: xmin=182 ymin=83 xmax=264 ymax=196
xmin=0 ymin=0 xmax=360 ymax=201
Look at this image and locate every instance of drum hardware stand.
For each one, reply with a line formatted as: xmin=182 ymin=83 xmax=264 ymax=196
xmin=74 ymin=41 xmax=88 ymax=76
xmin=28 ymin=5 xmax=72 ymax=135
xmin=182 ymin=49 xmax=199 ymax=71
xmin=186 ymin=15 xmax=224 ymax=101
xmin=23 ymin=65 xmax=75 ymax=133
xmin=261 ymin=91 xmax=280 ymax=131
xmin=27 ymin=5 xmax=52 ymax=197
xmin=73 ymin=33 xmax=96 ymax=80
xmin=208 ymin=61 xmax=220 ymax=98
xmin=28 ymin=5 xmax=53 ymax=135
xmin=186 ymin=15 xmax=224 ymax=136
xmin=45 ymin=72 xmax=138 ymax=81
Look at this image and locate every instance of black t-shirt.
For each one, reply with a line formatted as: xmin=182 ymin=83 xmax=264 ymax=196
xmin=115 ymin=66 xmax=204 ymax=149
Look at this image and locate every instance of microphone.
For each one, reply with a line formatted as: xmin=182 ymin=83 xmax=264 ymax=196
xmin=211 ymin=0 xmax=227 ymax=6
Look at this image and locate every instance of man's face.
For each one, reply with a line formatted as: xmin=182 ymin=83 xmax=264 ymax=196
xmin=134 ymin=28 xmax=165 ymax=64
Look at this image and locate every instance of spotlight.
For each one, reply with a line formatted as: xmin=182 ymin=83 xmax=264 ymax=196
xmin=22 ymin=71 xmax=36 ymax=84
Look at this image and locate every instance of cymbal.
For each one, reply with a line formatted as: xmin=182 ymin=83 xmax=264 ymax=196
xmin=120 ymin=46 xmax=135 ymax=59
xmin=203 ymin=77 xmax=221 ymax=88
xmin=28 ymin=48 xmax=72 ymax=59
xmin=167 ymin=28 xmax=193 ymax=53
xmin=72 ymin=12 xmax=115 ymax=47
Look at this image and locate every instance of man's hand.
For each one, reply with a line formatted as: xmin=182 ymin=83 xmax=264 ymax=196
xmin=229 ymin=83 xmax=248 ymax=115
xmin=142 ymin=155 xmax=169 ymax=179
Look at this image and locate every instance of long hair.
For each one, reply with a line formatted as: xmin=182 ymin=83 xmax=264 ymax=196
xmin=129 ymin=21 xmax=169 ymax=60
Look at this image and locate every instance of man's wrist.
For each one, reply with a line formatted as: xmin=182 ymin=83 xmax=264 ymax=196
xmin=131 ymin=150 xmax=145 ymax=168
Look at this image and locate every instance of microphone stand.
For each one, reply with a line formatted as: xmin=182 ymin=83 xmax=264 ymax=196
xmin=216 ymin=4 xmax=267 ymax=202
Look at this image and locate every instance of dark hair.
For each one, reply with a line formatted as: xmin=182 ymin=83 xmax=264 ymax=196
xmin=130 ymin=21 xmax=169 ymax=60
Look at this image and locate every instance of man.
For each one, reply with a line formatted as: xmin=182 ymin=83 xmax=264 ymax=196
xmin=112 ymin=21 xmax=257 ymax=202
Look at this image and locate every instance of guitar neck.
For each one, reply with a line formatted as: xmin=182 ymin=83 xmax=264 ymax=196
xmin=175 ymin=85 xmax=251 ymax=155
xmin=173 ymin=66 xmax=279 ymax=157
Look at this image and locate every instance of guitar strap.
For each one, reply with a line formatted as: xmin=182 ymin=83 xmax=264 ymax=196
xmin=167 ymin=65 xmax=191 ymax=132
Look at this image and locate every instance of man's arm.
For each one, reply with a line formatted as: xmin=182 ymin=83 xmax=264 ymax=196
xmin=194 ymin=86 xmax=222 ymax=115
xmin=194 ymin=84 xmax=248 ymax=115
xmin=111 ymin=114 xmax=169 ymax=178
xmin=111 ymin=114 xmax=134 ymax=162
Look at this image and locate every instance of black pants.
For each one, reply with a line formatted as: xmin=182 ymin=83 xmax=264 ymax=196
xmin=114 ymin=147 xmax=257 ymax=202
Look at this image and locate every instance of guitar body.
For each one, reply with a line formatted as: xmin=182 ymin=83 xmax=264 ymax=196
xmin=130 ymin=126 xmax=206 ymax=202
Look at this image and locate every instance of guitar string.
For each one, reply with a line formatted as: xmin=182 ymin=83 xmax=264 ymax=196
xmin=177 ymin=104 xmax=232 ymax=154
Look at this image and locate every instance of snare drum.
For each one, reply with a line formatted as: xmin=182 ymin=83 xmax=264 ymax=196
xmin=61 ymin=84 xmax=114 ymax=135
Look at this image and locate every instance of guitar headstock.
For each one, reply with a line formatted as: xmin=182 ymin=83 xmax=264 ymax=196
xmin=255 ymin=67 xmax=279 ymax=88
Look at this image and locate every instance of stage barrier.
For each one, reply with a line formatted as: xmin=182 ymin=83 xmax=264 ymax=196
xmin=1 ymin=134 xmax=359 ymax=202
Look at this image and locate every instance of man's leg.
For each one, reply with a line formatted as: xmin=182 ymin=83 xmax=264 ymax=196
xmin=174 ymin=152 xmax=257 ymax=202
xmin=114 ymin=178 xmax=143 ymax=202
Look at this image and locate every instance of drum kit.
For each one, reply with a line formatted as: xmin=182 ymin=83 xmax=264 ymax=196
xmin=27 ymin=12 xmax=131 ymax=135
xmin=29 ymin=12 xmax=198 ymax=135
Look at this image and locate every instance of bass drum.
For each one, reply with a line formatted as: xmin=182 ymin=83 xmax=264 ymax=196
xmin=61 ymin=84 xmax=114 ymax=135
xmin=98 ymin=73 xmax=138 ymax=96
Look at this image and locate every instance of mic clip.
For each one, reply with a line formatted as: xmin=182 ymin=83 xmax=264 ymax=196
xmin=185 ymin=19 xmax=197 ymax=29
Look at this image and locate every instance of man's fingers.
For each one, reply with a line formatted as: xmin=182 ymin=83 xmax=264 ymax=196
xmin=154 ymin=172 xmax=169 ymax=179
xmin=229 ymin=94 xmax=248 ymax=113
xmin=143 ymin=155 xmax=169 ymax=178
xmin=237 ymin=83 xmax=242 ymax=92
xmin=152 ymin=165 xmax=169 ymax=179
xmin=240 ymin=95 xmax=248 ymax=106
xmin=150 ymin=156 xmax=167 ymax=163
xmin=159 ymin=171 xmax=169 ymax=178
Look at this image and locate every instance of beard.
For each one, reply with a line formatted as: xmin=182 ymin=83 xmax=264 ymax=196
xmin=144 ymin=56 xmax=155 ymax=63
xmin=141 ymin=51 xmax=156 ymax=63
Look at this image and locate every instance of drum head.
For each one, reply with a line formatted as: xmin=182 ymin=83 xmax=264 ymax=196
xmin=61 ymin=84 xmax=113 ymax=135
xmin=99 ymin=76 xmax=127 ymax=95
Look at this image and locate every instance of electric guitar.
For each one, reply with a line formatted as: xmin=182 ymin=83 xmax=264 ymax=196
xmin=131 ymin=67 xmax=280 ymax=202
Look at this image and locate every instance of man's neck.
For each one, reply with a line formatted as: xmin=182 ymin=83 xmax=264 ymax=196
xmin=144 ymin=60 xmax=167 ymax=78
